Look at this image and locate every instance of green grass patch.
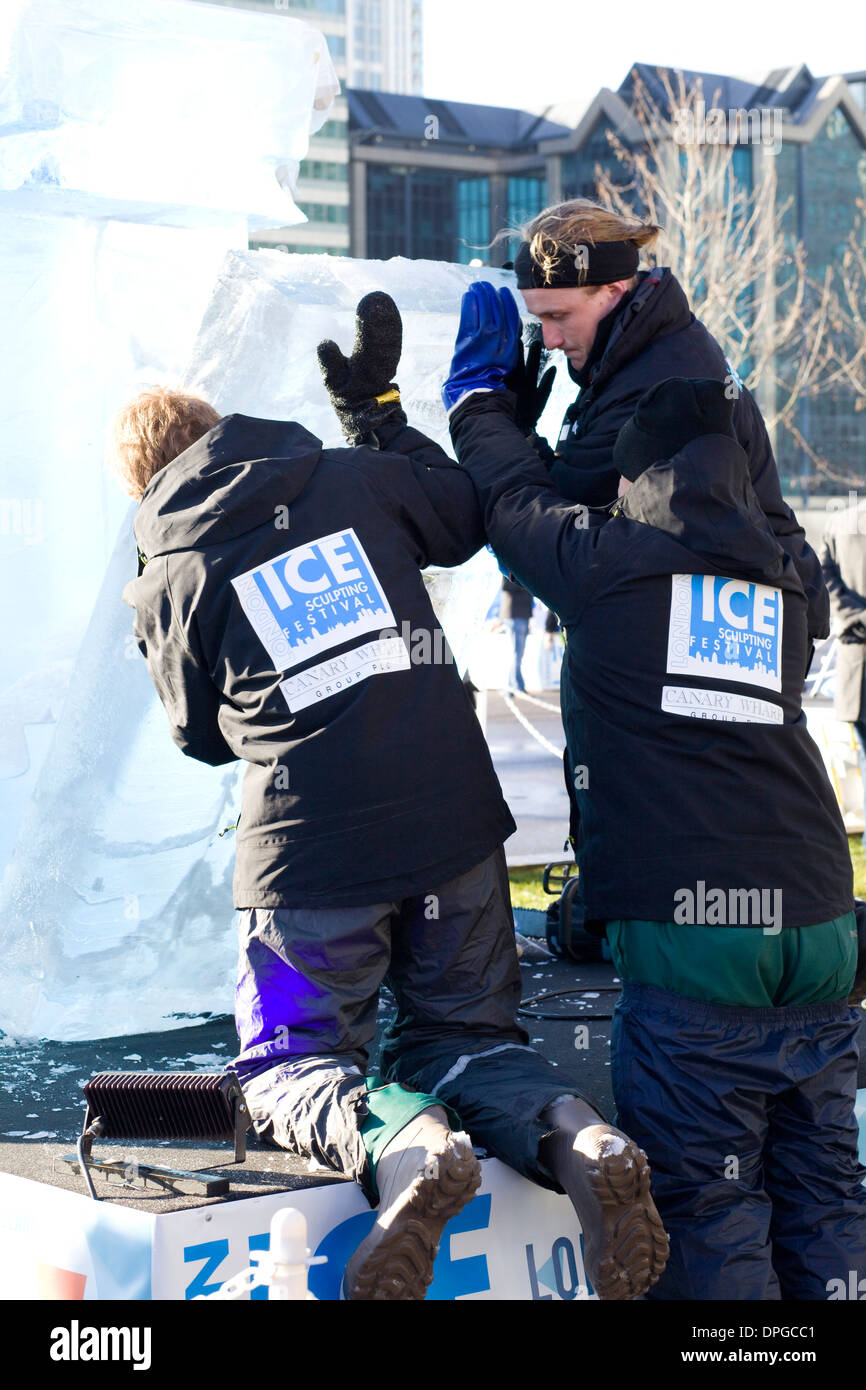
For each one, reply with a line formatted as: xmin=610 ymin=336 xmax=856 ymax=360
xmin=508 ymin=866 xmax=559 ymax=911
xmin=511 ymin=838 xmax=866 ymax=910
xmin=850 ymin=838 xmax=866 ymax=898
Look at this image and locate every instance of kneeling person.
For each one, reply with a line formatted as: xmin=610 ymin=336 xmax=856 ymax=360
xmin=112 ymin=294 xmax=668 ymax=1301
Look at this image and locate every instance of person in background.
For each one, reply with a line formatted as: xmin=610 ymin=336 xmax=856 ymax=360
xmin=498 ymin=576 xmax=532 ymax=692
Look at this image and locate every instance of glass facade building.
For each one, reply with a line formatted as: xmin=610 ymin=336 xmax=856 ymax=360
xmin=351 ymin=1 xmax=423 ymax=95
xmin=504 ymin=174 xmax=547 ymax=259
xmin=561 ymin=119 xmax=622 ymax=201
xmin=366 ymin=167 xmax=475 ymax=261
xmin=364 ymin=168 xmax=549 ymax=265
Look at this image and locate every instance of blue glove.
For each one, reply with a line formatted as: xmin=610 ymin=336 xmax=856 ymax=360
xmin=442 ymin=281 xmax=522 ymax=412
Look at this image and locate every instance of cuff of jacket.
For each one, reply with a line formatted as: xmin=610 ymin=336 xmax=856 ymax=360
xmin=448 ymin=387 xmax=520 ymax=443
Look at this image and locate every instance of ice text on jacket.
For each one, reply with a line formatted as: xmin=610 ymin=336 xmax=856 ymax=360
xmin=231 ymin=528 xmax=395 ymax=671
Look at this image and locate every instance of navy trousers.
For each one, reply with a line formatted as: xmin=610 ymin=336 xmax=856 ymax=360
xmin=612 ymin=980 xmax=866 ymax=1300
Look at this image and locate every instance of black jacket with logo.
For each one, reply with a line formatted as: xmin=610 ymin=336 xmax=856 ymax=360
xmin=451 ymin=391 xmax=852 ymax=927
xmin=123 ymin=413 xmax=515 ymax=909
xmin=529 ymin=268 xmax=829 ymax=641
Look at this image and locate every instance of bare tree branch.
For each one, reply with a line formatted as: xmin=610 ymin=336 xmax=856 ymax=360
xmin=591 ymin=67 xmax=860 ymax=486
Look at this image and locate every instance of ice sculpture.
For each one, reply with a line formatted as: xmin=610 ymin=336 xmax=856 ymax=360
xmin=0 ymin=0 xmax=337 ymax=1039
xmin=0 ymin=0 xmax=338 ymax=216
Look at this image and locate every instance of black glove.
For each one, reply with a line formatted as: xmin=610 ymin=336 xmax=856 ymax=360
xmin=504 ymin=327 xmax=556 ymax=435
xmin=317 ymin=291 xmax=407 ymax=446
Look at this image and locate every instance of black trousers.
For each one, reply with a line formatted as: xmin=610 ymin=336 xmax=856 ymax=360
xmin=234 ymin=847 xmax=583 ymax=1193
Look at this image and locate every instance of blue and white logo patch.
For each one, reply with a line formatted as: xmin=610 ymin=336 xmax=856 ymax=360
xmin=232 ymin=528 xmax=395 ymax=672
xmin=667 ymin=573 xmax=783 ymax=692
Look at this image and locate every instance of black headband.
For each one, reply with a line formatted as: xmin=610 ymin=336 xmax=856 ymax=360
xmin=514 ymin=238 xmax=640 ymax=289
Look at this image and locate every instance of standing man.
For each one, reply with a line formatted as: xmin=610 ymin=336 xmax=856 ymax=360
xmin=504 ymin=199 xmax=828 ymax=642
xmin=497 ymin=576 xmax=533 ymax=692
xmin=441 ymin=288 xmax=866 ymax=1298
xmin=114 ymin=294 xmax=669 ymax=1301
xmin=822 ymin=500 xmax=866 ymax=840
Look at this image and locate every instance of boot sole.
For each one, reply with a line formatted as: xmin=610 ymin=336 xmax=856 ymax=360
xmin=343 ymin=1133 xmax=482 ymax=1300
xmin=582 ymin=1141 xmax=669 ymax=1300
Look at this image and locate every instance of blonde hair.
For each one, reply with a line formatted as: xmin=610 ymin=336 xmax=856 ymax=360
xmin=520 ymin=198 xmax=661 ymax=290
xmin=108 ymin=387 xmax=221 ymax=499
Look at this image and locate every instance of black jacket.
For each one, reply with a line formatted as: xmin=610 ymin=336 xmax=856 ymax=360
xmin=529 ymin=268 xmax=829 ymax=641
xmin=451 ymin=391 xmax=852 ymax=927
xmin=123 ymin=413 xmax=515 ymax=909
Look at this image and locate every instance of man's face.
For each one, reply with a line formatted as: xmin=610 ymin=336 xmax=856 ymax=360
xmin=520 ymin=282 xmax=630 ymax=369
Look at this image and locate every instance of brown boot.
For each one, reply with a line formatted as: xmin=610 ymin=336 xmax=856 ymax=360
xmin=540 ymin=1095 xmax=669 ymax=1300
xmin=343 ymin=1106 xmax=482 ymax=1300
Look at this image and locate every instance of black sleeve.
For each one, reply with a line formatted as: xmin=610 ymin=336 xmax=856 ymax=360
xmin=349 ymin=417 xmax=486 ymax=569
xmin=734 ymin=386 xmax=829 ymax=640
xmin=448 ymin=391 xmax=605 ymax=623
xmin=131 ymin=562 xmax=237 ymax=767
xmin=821 ymin=531 xmax=866 ymax=633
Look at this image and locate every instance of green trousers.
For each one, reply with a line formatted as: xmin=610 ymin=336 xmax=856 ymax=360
xmin=605 ymin=913 xmax=858 ymax=1007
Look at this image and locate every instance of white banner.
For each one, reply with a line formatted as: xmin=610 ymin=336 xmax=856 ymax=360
xmin=151 ymin=1158 xmax=596 ymax=1302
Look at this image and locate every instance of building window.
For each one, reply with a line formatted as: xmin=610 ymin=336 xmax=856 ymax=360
xmin=560 ymin=118 xmax=621 ymax=201
xmin=298 ymin=202 xmax=349 ymax=224
xmin=803 ymin=108 xmax=866 ymax=267
xmin=299 ymin=159 xmax=348 ymax=183
xmin=504 ymin=173 xmax=547 ymax=259
xmin=367 ymin=167 xmax=409 ymax=259
xmin=457 ymin=177 xmax=490 ymax=263
xmin=411 ymin=169 xmax=459 ymax=260
xmin=798 ymin=109 xmax=866 ymax=486
xmin=729 ymin=144 xmax=752 ymax=197
xmin=316 ymin=119 xmax=349 ymax=141
xmin=368 ymin=165 xmax=473 ymax=261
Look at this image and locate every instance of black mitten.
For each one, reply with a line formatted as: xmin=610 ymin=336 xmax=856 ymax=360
xmin=505 ymin=328 xmax=556 ymax=435
xmin=317 ymin=291 xmax=407 ymax=446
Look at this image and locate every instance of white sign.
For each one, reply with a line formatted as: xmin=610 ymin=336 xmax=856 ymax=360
xmin=279 ymin=635 xmax=409 ymax=712
xmin=152 ymin=1158 xmax=596 ymax=1302
xmin=662 ymin=686 xmax=783 ymax=723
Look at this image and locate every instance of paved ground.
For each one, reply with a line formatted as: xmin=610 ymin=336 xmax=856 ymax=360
xmin=480 ymin=687 xmax=570 ymax=863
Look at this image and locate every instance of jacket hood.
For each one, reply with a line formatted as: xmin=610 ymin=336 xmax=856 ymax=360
xmin=568 ymin=267 xmax=690 ymax=392
xmin=620 ymin=434 xmax=787 ymax=583
xmin=134 ymin=413 xmax=323 ymax=559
